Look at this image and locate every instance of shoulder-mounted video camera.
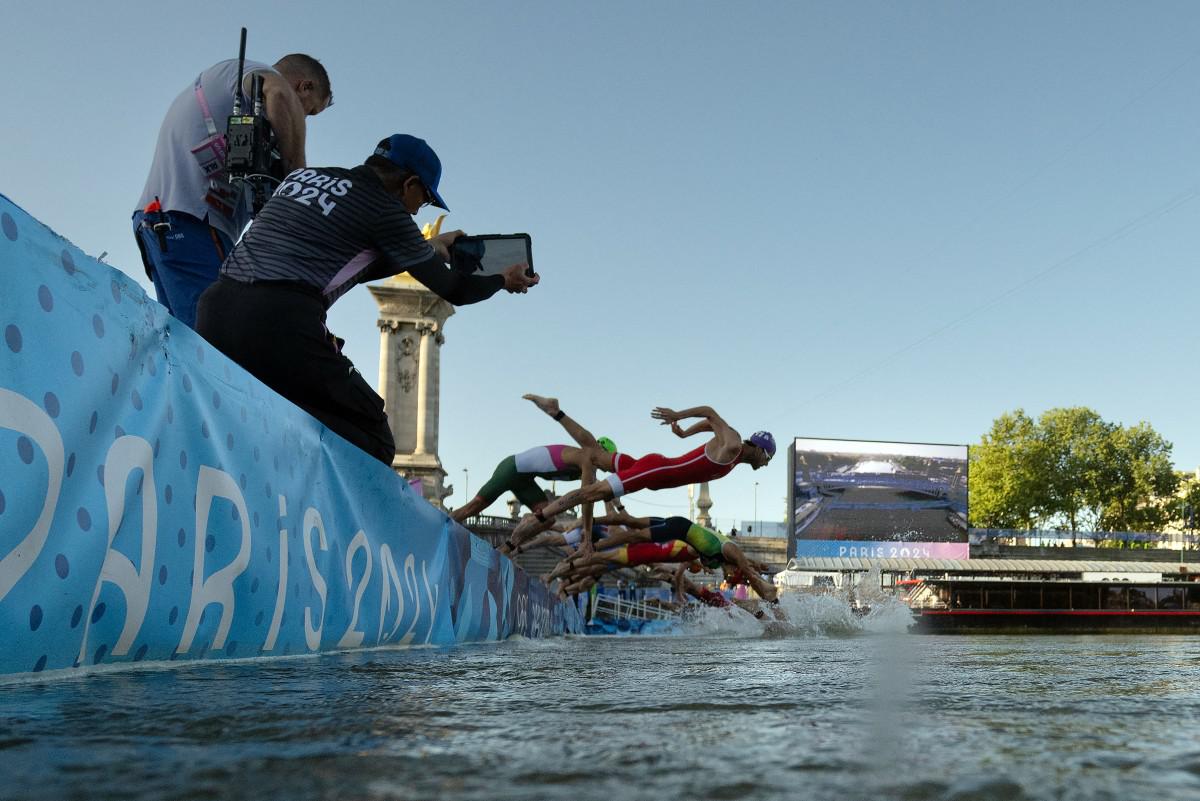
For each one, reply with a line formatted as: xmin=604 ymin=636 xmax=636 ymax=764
xmin=224 ymin=27 xmax=284 ymax=216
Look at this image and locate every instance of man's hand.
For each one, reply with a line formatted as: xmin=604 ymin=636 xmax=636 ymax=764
xmin=652 ymin=407 xmax=689 ymax=437
xmin=501 ymin=264 xmax=538 ymax=293
xmin=523 ymin=394 xmax=560 ymax=417
xmin=428 ymin=230 xmax=463 ymax=263
xmin=650 ymin=407 xmax=680 ymax=424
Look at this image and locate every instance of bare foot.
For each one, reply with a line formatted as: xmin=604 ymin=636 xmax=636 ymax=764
xmin=522 ymin=393 xmax=559 ymax=417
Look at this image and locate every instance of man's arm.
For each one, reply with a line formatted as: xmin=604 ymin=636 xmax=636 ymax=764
xmin=257 ymin=72 xmax=307 ymax=173
xmin=593 ymin=510 xmax=653 ymax=529
xmin=671 ymin=564 xmax=688 ymax=604
xmin=579 ymin=464 xmax=596 ymax=554
xmin=651 ymin=405 xmax=741 ymax=459
xmin=407 ymin=257 xmax=538 ymax=306
xmin=374 ymin=214 xmax=538 ymax=305
xmin=405 ymin=255 xmax=504 ymax=305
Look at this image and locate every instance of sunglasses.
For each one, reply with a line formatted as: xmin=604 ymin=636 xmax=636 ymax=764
xmin=419 ymin=181 xmax=435 ymax=208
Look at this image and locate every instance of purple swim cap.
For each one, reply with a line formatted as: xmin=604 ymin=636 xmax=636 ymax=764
xmin=749 ymin=431 xmax=776 ymax=457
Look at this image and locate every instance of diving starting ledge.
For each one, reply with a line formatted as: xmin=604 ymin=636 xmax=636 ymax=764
xmin=0 ymin=193 xmax=580 ymax=677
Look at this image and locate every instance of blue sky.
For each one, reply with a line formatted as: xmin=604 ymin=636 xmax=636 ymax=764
xmin=3 ymin=1 xmax=1198 ymax=531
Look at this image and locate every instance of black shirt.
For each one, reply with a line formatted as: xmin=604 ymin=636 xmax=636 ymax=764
xmin=221 ymin=165 xmax=504 ymax=307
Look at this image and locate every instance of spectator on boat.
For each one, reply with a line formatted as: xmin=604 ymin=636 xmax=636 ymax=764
xmin=196 ymin=135 xmax=537 ymax=465
xmin=135 ymin=53 xmax=333 ymax=328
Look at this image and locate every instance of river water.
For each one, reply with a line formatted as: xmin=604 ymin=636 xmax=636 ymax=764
xmin=2 ymin=595 xmax=1199 ymax=801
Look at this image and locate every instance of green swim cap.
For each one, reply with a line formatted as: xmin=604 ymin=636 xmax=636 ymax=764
xmin=598 ymin=436 xmax=618 ymax=454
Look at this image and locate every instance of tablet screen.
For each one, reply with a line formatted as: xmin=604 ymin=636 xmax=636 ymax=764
xmin=450 ymin=234 xmax=534 ymax=278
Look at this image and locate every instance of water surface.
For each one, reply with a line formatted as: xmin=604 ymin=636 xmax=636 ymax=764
xmin=3 ymin=598 xmax=1199 ymax=800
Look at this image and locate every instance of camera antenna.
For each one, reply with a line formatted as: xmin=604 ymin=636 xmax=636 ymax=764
xmin=232 ymin=27 xmax=247 ymax=115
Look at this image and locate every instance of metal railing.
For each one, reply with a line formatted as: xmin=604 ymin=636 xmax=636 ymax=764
xmin=590 ymin=594 xmax=678 ymax=622
xmin=461 ymin=514 xmax=519 ymax=530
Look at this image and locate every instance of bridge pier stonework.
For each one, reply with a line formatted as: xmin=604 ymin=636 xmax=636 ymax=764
xmin=369 ymin=274 xmax=455 ymax=507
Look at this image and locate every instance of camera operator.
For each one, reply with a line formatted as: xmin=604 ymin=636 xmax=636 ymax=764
xmin=195 ymin=134 xmax=538 ymax=466
xmin=133 ymin=53 xmax=332 ymax=328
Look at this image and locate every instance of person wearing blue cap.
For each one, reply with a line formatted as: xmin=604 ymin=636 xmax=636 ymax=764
xmin=196 ymin=134 xmax=538 ymax=465
xmin=508 ymin=404 xmax=775 ymax=546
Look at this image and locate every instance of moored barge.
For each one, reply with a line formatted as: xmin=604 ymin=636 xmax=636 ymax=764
xmin=778 ymin=556 xmax=1200 ymax=634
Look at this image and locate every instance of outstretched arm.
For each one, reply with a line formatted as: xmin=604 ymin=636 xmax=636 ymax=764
xmin=524 ymin=394 xmax=600 ymax=449
xmin=593 ymin=509 xmax=653 ymax=529
xmin=579 ymin=464 xmax=596 ymax=554
xmin=651 ymin=405 xmax=741 ymax=460
xmin=672 ymin=564 xmax=688 ymax=604
xmin=722 ymin=544 xmax=779 ymax=603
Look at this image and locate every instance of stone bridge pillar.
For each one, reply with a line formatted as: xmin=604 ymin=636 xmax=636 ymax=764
xmin=369 ymin=274 xmax=455 ymax=507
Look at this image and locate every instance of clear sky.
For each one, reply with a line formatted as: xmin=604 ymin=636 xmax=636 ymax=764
xmin=3 ymin=1 xmax=1198 ymax=532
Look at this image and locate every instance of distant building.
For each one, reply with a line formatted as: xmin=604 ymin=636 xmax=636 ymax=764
xmin=741 ymin=520 xmax=788 ymax=538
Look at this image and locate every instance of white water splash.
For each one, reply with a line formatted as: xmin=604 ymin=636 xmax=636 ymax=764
xmin=677 ymin=602 xmax=767 ymax=638
xmin=672 ymin=587 xmax=916 ymax=640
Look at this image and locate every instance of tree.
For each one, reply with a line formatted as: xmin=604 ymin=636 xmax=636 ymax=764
xmin=970 ymin=407 xmax=1179 ymax=540
xmin=969 ymin=410 xmax=1045 ymax=530
xmin=1094 ymin=423 xmax=1177 ymax=533
xmin=1167 ymin=471 xmax=1200 ymax=538
xmin=1037 ymin=407 xmax=1111 ymax=538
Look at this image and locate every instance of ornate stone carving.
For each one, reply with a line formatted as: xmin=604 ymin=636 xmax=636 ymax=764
xmin=369 ymin=277 xmax=455 ymax=507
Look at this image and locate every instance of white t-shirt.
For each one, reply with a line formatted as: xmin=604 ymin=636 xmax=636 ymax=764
xmin=136 ymin=58 xmax=277 ymax=240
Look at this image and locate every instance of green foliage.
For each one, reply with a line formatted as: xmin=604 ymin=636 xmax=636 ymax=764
xmin=969 ymin=407 xmax=1178 ymax=534
xmin=969 ymin=410 xmax=1043 ymax=529
xmin=1168 ymin=471 xmax=1200 ymax=533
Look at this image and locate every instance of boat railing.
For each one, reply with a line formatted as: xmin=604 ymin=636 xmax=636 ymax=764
xmin=903 ymin=581 xmax=948 ymax=610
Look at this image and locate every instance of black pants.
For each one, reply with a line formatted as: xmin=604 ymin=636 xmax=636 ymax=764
xmin=196 ymin=278 xmax=395 ymax=465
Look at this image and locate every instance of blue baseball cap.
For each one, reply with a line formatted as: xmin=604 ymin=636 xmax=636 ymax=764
xmin=749 ymin=431 xmax=776 ymax=457
xmin=373 ymin=134 xmax=449 ymax=211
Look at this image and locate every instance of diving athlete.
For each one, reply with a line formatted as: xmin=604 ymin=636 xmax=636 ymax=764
xmin=552 ymin=517 xmax=779 ymax=603
xmin=551 ymin=514 xmax=778 ymax=602
xmin=509 ymin=403 xmax=774 ymax=545
xmin=451 ymin=395 xmax=628 ymax=539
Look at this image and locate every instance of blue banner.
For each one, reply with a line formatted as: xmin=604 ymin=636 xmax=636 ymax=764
xmin=0 ymin=194 xmax=579 ymax=676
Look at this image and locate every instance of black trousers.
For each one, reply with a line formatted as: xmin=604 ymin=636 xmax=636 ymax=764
xmin=196 ymin=278 xmax=395 ymax=465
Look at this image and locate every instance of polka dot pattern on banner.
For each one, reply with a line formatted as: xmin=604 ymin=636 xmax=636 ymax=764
xmin=0 ymin=195 xmax=583 ymax=671
xmin=4 ymin=325 xmax=21 ymax=353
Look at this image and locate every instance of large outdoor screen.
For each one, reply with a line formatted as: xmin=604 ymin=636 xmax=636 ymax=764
xmin=789 ymin=437 xmax=969 ymax=559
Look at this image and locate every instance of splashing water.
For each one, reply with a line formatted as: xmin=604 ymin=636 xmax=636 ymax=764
xmin=673 ymin=588 xmax=915 ymax=639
